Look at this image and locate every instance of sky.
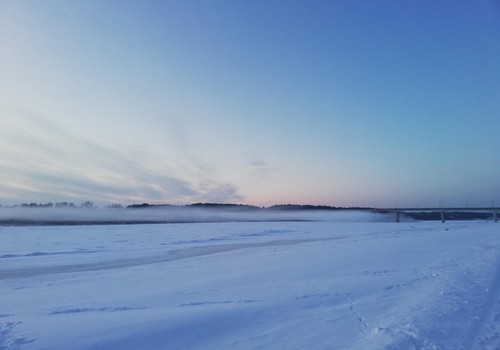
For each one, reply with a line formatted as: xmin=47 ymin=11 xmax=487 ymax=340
xmin=0 ymin=0 xmax=499 ymax=208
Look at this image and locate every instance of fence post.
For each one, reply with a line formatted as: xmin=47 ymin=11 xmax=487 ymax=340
xmin=495 ymin=211 xmax=498 ymax=222
xmin=396 ymin=211 xmax=400 ymax=222
xmin=441 ymin=211 xmax=445 ymax=223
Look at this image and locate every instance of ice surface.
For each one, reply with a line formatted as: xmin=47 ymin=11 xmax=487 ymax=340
xmin=1 ymin=220 xmax=499 ymax=349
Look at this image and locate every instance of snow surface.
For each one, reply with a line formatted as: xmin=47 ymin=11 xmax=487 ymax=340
xmin=1 ymin=219 xmax=500 ymax=349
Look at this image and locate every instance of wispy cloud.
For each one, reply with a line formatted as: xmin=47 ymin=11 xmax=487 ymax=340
xmin=0 ymin=107 xmax=244 ymax=204
xmin=247 ymin=158 xmax=276 ymax=178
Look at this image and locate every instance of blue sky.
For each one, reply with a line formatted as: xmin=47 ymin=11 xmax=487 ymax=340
xmin=1 ymin=0 xmax=499 ymax=207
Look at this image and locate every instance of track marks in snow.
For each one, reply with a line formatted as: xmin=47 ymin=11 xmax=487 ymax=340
xmin=342 ymin=293 xmax=369 ymax=334
xmin=0 ymin=249 xmax=100 ymax=259
xmin=261 ymin=276 xmax=370 ymax=335
xmin=170 ymin=229 xmax=295 ymax=245
xmin=294 ymin=290 xmax=369 ymax=335
xmin=0 ymin=322 xmax=35 ymax=350
xmin=426 ymin=249 xmax=500 ymax=350
xmin=384 ymin=271 xmax=442 ymax=291
xmin=179 ymin=300 xmax=264 ymax=307
xmin=0 ymin=238 xmax=328 ymax=280
xmin=369 ymin=236 xmax=500 ymax=349
xmin=369 ymin=323 xmax=433 ymax=350
xmin=361 ymin=270 xmax=390 ymax=276
xmin=465 ymin=255 xmax=500 ymax=350
xmin=49 ymin=306 xmax=148 ymax=315
xmin=294 ymin=293 xmax=332 ymax=300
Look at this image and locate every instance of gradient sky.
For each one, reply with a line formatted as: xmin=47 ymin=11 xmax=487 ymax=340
xmin=1 ymin=0 xmax=499 ymax=208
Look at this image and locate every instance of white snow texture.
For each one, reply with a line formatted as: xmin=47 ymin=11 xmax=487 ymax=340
xmin=1 ymin=218 xmax=499 ymax=349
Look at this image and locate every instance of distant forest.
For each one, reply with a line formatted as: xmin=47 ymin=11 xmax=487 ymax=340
xmin=1 ymin=201 xmax=369 ymax=211
xmin=1 ymin=201 xmax=98 ymax=209
xmin=110 ymin=203 xmax=369 ymax=211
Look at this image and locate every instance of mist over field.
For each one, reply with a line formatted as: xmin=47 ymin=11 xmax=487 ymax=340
xmin=0 ymin=206 xmax=392 ymax=225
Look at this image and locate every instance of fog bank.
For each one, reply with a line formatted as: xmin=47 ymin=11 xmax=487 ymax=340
xmin=0 ymin=207 xmax=391 ymax=226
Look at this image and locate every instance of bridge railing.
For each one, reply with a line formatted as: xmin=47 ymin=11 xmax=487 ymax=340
xmin=374 ymin=208 xmax=499 ymax=223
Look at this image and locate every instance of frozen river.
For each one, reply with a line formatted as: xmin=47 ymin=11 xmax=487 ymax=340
xmin=1 ymin=219 xmax=499 ymax=349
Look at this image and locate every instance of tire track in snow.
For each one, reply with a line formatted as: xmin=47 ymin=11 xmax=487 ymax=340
xmin=0 ymin=238 xmax=330 ymax=280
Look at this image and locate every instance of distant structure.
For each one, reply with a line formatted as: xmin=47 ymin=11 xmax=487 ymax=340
xmin=376 ymin=207 xmax=499 ymax=223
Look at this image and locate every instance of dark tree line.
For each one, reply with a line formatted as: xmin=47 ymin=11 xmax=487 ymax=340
xmin=1 ymin=201 xmax=371 ymax=211
xmin=2 ymin=201 xmax=96 ymax=209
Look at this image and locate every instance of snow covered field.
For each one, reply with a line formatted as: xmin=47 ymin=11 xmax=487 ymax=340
xmin=1 ymin=217 xmax=500 ymax=349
